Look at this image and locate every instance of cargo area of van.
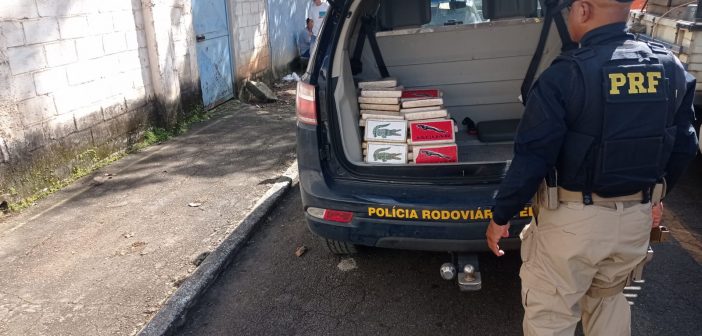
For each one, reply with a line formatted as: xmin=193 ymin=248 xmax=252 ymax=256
xmin=328 ymin=0 xmax=562 ymax=166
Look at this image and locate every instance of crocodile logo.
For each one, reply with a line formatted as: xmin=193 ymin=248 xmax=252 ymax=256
xmin=372 ymin=123 xmax=402 ymax=139
xmin=417 ymin=124 xmax=448 ymax=134
xmin=420 ymin=149 xmax=452 ymax=160
xmin=373 ymin=147 xmax=402 ymax=162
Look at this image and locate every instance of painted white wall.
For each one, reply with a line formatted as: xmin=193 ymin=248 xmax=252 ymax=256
xmin=266 ymin=0 xmax=310 ymax=74
xmin=1 ymin=1 xmax=153 ymax=150
xmin=229 ymin=0 xmax=272 ymax=83
xmin=0 ymin=0 xmax=199 ymax=199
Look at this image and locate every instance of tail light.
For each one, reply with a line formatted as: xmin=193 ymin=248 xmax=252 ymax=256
xmin=296 ymin=81 xmax=317 ymax=125
xmin=307 ymin=207 xmax=354 ymax=224
xmin=323 ymin=209 xmax=354 ymax=223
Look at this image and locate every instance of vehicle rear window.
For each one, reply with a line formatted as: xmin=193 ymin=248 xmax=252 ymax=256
xmin=426 ymin=0 xmax=541 ymax=27
xmin=426 ymin=0 xmax=484 ymax=26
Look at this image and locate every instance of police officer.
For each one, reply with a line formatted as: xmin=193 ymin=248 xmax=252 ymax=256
xmin=485 ymin=0 xmax=698 ymax=335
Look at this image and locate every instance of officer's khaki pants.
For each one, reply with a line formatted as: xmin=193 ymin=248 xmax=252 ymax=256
xmin=520 ymin=201 xmax=652 ymax=336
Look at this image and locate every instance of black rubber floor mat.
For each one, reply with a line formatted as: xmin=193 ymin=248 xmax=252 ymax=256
xmin=477 ymin=119 xmax=520 ymax=143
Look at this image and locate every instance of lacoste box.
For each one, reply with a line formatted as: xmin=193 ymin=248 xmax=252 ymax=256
xmin=364 ymin=119 xmax=408 ymax=143
xmin=411 ymin=144 xmax=458 ymax=164
xmin=408 ymin=120 xmax=455 ymax=145
xmin=365 ymin=142 xmax=408 ymax=164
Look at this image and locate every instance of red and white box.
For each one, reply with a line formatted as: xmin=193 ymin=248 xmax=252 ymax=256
xmin=401 ymin=89 xmax=442 ymax=101
xmin=412 ymin=144 xmax=458 ymax=164
xmin=408 ymin=120 xmax=455 ymax=145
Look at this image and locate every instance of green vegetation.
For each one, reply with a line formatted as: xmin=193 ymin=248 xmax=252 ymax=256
xmin=4 ymin=104 xmax=211 ymax=213
xmin=133 ymin=104 xmax=209 ymax=150
xmin=7 ymin=149 xmax=125 ymax=212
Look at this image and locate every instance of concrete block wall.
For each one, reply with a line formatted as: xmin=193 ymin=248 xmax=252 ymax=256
xmin=266 ymin=0 xmax=310 ymax=75
xmin=229 ymin=0 xmax=273 ymax=87
xmin=0 ymin=0 xmax=199 ymax=203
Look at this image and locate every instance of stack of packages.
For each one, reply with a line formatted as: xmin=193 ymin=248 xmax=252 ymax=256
xmin=358 ymin=78 xmax=457 ymax=165
xmin=358 ymin=78 xmax=407 ymax=164
xmin=401 ymin=89 xmax=457 ymax=164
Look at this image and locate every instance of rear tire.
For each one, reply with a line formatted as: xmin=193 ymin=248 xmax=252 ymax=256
xmin=322 ymin=238 xmax=358 ymax=255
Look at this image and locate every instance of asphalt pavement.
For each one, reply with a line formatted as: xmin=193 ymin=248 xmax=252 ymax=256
xmin=178 ymin=157 xmax=702 ymax=336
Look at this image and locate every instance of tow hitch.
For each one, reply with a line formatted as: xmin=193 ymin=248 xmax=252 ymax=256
xmin=440 ymin=253 xmax=481 ymax=291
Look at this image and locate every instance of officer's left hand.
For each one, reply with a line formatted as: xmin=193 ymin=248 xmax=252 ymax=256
xmin=486 ymin=220 xmax=510 ymax=257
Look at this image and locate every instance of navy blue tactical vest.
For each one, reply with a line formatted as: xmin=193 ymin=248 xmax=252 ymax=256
xmin=556 ymin=40 xmax=687 ymax=197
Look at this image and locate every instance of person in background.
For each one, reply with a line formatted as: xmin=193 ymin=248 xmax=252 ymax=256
xmin=297 ymin=18 xmax=315 ymax=58
xmin=308 ymin=0 xmax=330 ymax=37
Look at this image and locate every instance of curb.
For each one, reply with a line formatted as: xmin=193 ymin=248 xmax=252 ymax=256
xmin=138 ymin=161 xmax=299 ymax=336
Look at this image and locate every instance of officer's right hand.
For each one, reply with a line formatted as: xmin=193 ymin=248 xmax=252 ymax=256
xmin=652 ymin=202 xmax=663 ymax=228
xmin=486 ymin=220 xmax=510 ymax=257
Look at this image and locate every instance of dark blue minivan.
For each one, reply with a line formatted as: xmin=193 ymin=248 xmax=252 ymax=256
xmin=296 ymin=0 xmax=546 ymax=286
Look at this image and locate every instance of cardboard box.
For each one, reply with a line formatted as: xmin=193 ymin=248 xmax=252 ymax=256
xmin=360 ymin=110 xmax=402 ymax=116
xmin=408 ymin=119 xmax=456 ymax=145
xmin=365 ymin=142 xmax=408 ymax=164
xmin=411 ymin=144 xmax=458 ymax=164
xmin=401 ymin=106 xmax=443 ymax=113
xmin=359 ymin=103 xmax=401 ymax=112
xmin=358 ymin=97 xmax=400 ymax=105
xmin=361 ymin=114 xmax=404 ymax=120
xmin=402 ymin=98 xmax=444 ymax=108
xmin=403 ymin=109 xmax=448 ymax=121
xmin=401 ymin=89 xmax=442 ymax=101
xmin=364 ymin=119 xmax=408 ymax=143
xmin=358 ymin=78 xmax=398 ymax=89
xmin=361 ymin=89 xmax=403 ymax=98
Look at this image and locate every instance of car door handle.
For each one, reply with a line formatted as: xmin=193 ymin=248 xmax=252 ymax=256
xmin=196 ymin=34 xmax=206 ymax=42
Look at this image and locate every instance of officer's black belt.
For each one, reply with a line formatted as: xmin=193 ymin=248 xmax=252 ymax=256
xmin=558 ymin=188 xmax=656 ymax=204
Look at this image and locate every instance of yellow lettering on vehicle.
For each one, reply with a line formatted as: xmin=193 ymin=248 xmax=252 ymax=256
xmin=474 ymin=210 xmax=484 ymax=220
xmin=609 ymin=73 xmax=627 ymax=94
xmin=519 ymin=207 xmax=535 ymax=217
xmin=519 ymin=208 xmax=529 ymax=217
xmin=368 ymin=207 xmax=532 ymax=221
